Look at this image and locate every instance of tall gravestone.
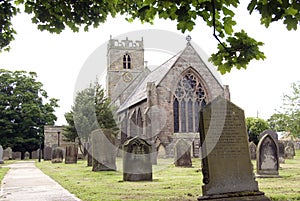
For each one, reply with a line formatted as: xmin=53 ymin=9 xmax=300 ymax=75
xmin=198 ymin=97 xmax=270 ymax=201
xmin=278 ymin=141 xmax=285 ymax=164
xmin=65 ymin=144 xmax=78 ymax=164
xmin=256 ymin=134 xmax=279 ymax=177
xmin=91 ymin=129 xmax=117 ymax=171
xmin=174 ymin=139 xmax=192 ymax=167
xmin=51 ymin=147 xmax=64 ymax=163
xmin=0 ymin=145 xmax=4 ymax=164
xmin=249 ymin=142 xmax=257 ymax=160
xmin=44 ymin=146 xmax=52 ymax=160
xmin=123 ymin=137 xmax=152 ymax=181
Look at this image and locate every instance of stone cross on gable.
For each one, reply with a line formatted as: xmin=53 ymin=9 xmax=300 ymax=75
xmin=186 ymin=35 xmax=192 ymax=42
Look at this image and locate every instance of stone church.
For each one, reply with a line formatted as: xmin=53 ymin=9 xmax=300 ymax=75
xmin=106 ymin=36 xmax=230 ymax=158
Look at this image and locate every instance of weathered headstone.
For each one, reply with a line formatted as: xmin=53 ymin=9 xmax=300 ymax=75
xmin=31 ymin=150 xmax=39 ymax=159
xmin=12 ymin=152 xmax=21 ymax=160
xmin=3 ymin=147 xmax=12 ymax=160
xmin=259 ymin=130 xmax=278 ymax=143
xmin=123 ymin=136 xmax=152 ymax=181
xmin=249 ymin=142 xmax=257 ymax=160
xmin=285 ymin=143 xmax=295 ymax=159
xmin=278 ymin=141 xmax=285 ymax=164
xmin=0 ymin=145 xmax=4 ymax=164
xmin=24 ymin=151 xmax=30 ymax=160
xmin=174 ymin=139 xmax=192 ymax=167
xmin=65 ymin=144 xmax=78 ymax=164
xmin=44 ymin=146 xmax=52 ymax=160
xmin=198 ymin=97 xmax=270 ymax=201
xmin=51 ymin=147 xmax=64 ymax=163
xmin=91 ymin=129 xmax=117 ymax=171
xmin=256 ymin=134 xmax=279 ymax=177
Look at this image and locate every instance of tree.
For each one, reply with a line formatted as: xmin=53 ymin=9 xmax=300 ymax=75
xmin=268 ymin=81 xmax=300 ymax=138
xmin=0 ymin=69 xmax=58 ymax=159
xmin=63 ymin=82 xmax=117 ymax=149
xmin=246 ymin=117 xmax=270 ymax=144
xmin=2 ymin=1 xmax=300 ymax=73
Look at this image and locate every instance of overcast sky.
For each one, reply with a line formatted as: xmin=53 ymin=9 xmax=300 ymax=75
xmin=1 ymin=3 xmax=299 ymax=125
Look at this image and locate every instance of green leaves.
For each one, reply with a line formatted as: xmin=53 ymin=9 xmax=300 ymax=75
xmin=269 ymin=81 xmax=300 ymax=138
xmin=0 ymin=1 xmax=19 ymax=52
xmin=247 ymin=0 xmax=300 ymax=30
xmin=209 ymin=30 xmax=266 ymax=74
xmin=0 ymin=69 xmax=58 ymax=151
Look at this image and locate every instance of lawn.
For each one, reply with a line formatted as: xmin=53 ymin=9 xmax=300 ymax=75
xmin=35 ymin=150 xmax=300 ymax=201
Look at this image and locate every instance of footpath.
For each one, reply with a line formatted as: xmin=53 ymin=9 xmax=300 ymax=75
xmin=0 ymin=161 xmax=81 ymax=201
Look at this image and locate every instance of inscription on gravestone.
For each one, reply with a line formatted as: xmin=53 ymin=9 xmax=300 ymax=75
xmin=257 ymin=134 xmax=279 ymax=177
xmin=198 ymin=97 xmax=270 ymax=201
xmin=123 ymin=137 xmax=152 ymax=181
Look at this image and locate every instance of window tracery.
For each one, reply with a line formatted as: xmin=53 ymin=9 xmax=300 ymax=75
xmin=173 ymin=70 xmax=206 ymax=133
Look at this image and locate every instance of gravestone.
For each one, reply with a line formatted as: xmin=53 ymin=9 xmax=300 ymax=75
xmin=91 ymin=129 xmax=117 ymax=171
xmin=3 ymin=147 xmax=12 ymax=160
xmin=24 ymin=151 xmax=30 ymax=160
xmin=278 ymin=141 xmax=285 ymax=164
xmin=198 ymin=97 xmax=270 ymax=201
xmin=12 ymin=152 xmax=21 ymax=160
xmin=31 ymin=150 xmax=39 ymax=159
xmin=51 ymin=147 xmax=64 ymax=163
xmin=0 ymin=145 xmax=4 ymax=164
xmin=259 ymin=130 xmax=278 ymax=143
xmin=123 ymin=136 xmax=152 ymax=181
xmin=150 ymin=142 xmax=157 ymax=165
xmin=44 ymin=146 xmax=52 ymax=160
xmin=256 ymin=134 xmax=279 ymax=177
xmin=85 ymin=142 xmax=93 ymax=167
xmin=174 ymin=139 xmax=192 ymax=167
xmin=65 ymin=144 xmax=78 ymax=164
xmin=285 ymin=143 xmax=295 ymax=159
xmin=249 ymin=142 xmax=257 ymax=160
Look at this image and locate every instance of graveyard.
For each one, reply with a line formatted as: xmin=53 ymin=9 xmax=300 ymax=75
xmin=31 ymin=150 xmax=300 ymax=201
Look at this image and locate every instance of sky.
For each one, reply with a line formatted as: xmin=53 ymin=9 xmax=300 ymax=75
xmin=0 ymin=3 xmax=299 ymax=125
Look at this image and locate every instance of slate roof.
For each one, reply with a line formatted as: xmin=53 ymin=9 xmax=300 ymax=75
xmin=117 ymin=50 xmax=182 ymax=113
xmin=117 ymin=43 xmax=224 ymax=113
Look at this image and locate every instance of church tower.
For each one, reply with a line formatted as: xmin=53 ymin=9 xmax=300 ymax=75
xmin=106 ymin=36 xmax=144 ymax=104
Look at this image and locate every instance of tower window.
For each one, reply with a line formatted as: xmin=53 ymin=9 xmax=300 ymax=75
xmin=123 ymin=53 xmax=131 ymax=69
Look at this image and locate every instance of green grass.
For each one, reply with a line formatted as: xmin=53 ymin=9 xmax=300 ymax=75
xmin=36 ymin=150 xmax=300 ymax=201
xmin=0 ymin=160 xmax=15 ymax=184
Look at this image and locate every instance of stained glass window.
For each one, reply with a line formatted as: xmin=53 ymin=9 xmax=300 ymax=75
xmin=173 ymin=69 xmax=207 ymax=133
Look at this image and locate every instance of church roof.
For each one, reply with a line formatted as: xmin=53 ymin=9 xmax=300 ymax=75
xmin=117 ymin=42 xmax=223 ymax=113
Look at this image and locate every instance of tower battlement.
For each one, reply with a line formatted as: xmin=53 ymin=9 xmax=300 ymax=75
xmin=108 ymin=36 xmax=143 ymax=49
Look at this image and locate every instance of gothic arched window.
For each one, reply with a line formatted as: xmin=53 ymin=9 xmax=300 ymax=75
xmin=123 ymin=53 xmax=131 ymax=69
xmin=173 ymin=70 xmax=206 ymax=133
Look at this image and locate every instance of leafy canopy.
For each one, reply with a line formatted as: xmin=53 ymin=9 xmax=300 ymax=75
xmin=63 ymin=82 xmax=117 ymax=143
xmin=2 ymin=1 xmax=300 ymax=73
xmin=246 ymin=117 xmax=270 ymax=144
xmin=0 ymin=69 xmax=58 ymax=157
xmin=268 ymin=81 xmax=300 ymax=138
